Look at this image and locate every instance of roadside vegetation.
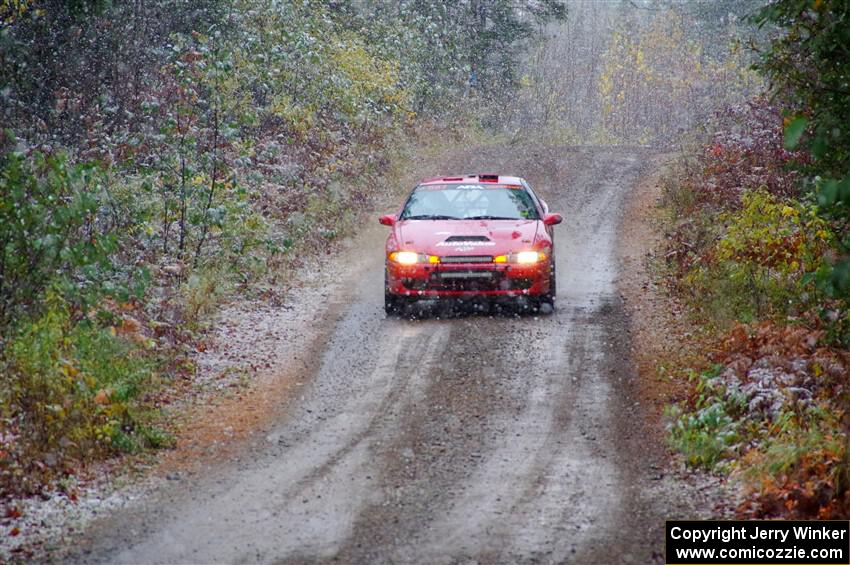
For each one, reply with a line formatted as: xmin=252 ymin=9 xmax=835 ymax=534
xmin=663 ymin=1 xmax=850 ymax=518
xmin=0 ymin=0 xmax=567 ymax=499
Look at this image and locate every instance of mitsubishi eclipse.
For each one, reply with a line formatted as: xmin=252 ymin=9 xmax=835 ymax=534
xmin=379 ymin=174 xmax=562 ymax=314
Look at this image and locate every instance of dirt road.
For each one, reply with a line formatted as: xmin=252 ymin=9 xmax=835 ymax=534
xmin=71 ymin=146 xmax=703 ymax=564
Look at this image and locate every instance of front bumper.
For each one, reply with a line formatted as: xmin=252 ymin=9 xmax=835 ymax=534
xmin=385 ymin=260 xmax=552 ymax=298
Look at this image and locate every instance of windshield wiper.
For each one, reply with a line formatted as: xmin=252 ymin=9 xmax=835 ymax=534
xmin=464 ymin=215 xmax=521 ymax=220
xmin=403 ymin=214 xmax=460 ymax=220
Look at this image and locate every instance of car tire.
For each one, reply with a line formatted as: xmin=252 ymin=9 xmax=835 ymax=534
xmin=542 ymin=262 xmax=556 ymax=304
xmin=550 ymin=262 xmax=557 ymax=298
xmin=385 ymin=292 xmax=405 ymax=315
xmin=535 ymin=263 xmax=556 ymax=313
xmin=384 ymin=272 xmax=405 ymax=315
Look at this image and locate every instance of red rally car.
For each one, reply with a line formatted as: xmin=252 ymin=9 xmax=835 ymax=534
xmin=379 ymin=174 xmax=562 ymax=313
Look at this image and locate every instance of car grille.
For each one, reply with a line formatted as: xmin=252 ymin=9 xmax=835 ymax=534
xmin=439 ymin=255 xmax=493 ymax=264
xmin=509 ymin=278 xmax=533 ymax=290
xmin=401 ymin=270 xmax=534 ymax=293
xmin=428 ymin=271 xmax=502 ymax=291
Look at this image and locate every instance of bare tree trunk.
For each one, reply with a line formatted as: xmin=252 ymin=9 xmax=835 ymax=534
xmin=194 ymin=105 xmax=220 ymax=266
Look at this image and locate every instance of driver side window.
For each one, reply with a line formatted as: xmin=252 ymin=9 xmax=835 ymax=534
xmin=522 ymin=180 xmax=548 ymax=214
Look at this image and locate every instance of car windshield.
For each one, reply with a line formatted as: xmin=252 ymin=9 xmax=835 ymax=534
xmin=399 ymin=184 xmax=540 ymax=220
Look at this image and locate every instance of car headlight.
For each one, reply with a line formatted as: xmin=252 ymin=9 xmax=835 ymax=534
xmin=516 ymin=251 xmax=542 ymax=264
xmin=494 ymin=251 xmax=546 ymax=264
xmin=389 ymin=251 xmax=439 ymax=265
xmin=390 ymin=251 xmax=418 ymax=265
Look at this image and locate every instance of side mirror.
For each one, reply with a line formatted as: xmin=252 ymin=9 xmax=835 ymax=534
xmin=379 ymin=214 xmax=397 ymax=226
xmin=543 ymin=213 xmax=563 ymax=226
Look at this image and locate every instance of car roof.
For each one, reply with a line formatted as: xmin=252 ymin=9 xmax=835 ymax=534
xmin=418 ymin=174 xmax=525 ymax=186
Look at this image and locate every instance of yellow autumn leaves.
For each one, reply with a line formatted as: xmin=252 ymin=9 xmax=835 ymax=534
xmin=598 ymin=9 xmax=760 ymax=143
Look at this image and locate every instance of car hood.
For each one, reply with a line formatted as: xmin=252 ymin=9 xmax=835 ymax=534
xmin=395 ymin=219 xmax=540 ymax=256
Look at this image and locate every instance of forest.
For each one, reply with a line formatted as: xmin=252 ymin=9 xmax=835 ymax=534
xmin=1 ymin=0 xmax=850 ymax=558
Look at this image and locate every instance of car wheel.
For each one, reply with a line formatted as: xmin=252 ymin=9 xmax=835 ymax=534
xmin=533 ymin=263 xmax=556 ymax=314
xmin=385 ymin=292 xmax=405 ymax=315
xmin=543 ymin=262 xmax=556 ymax=303
xmin=549 ymin=262 xmax=557 ymax=299
xmin=384 ymin=272 xmax=405 ymax=315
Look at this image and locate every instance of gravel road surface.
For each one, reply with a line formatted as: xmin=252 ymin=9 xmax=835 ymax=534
xmin=71 ymin=146 xmax=700 ymax=564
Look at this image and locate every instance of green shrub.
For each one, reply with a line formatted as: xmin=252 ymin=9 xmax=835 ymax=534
xmin=754 ymin=1 xmax=850 ymax=317
xmin=684 ymin=190 xmax=833 ymax=324
xmin=182 ymin=267 xmax=230 ymax=330
xmin=667 ymin=366 xmax=747 ymax=471
xmin=0 ymin=293 xmax=161 ymax=494
xmin=0 ymin=150 xmax=122 ymax=327
xmin=669 ymin=401 xmax=740 ymax=470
